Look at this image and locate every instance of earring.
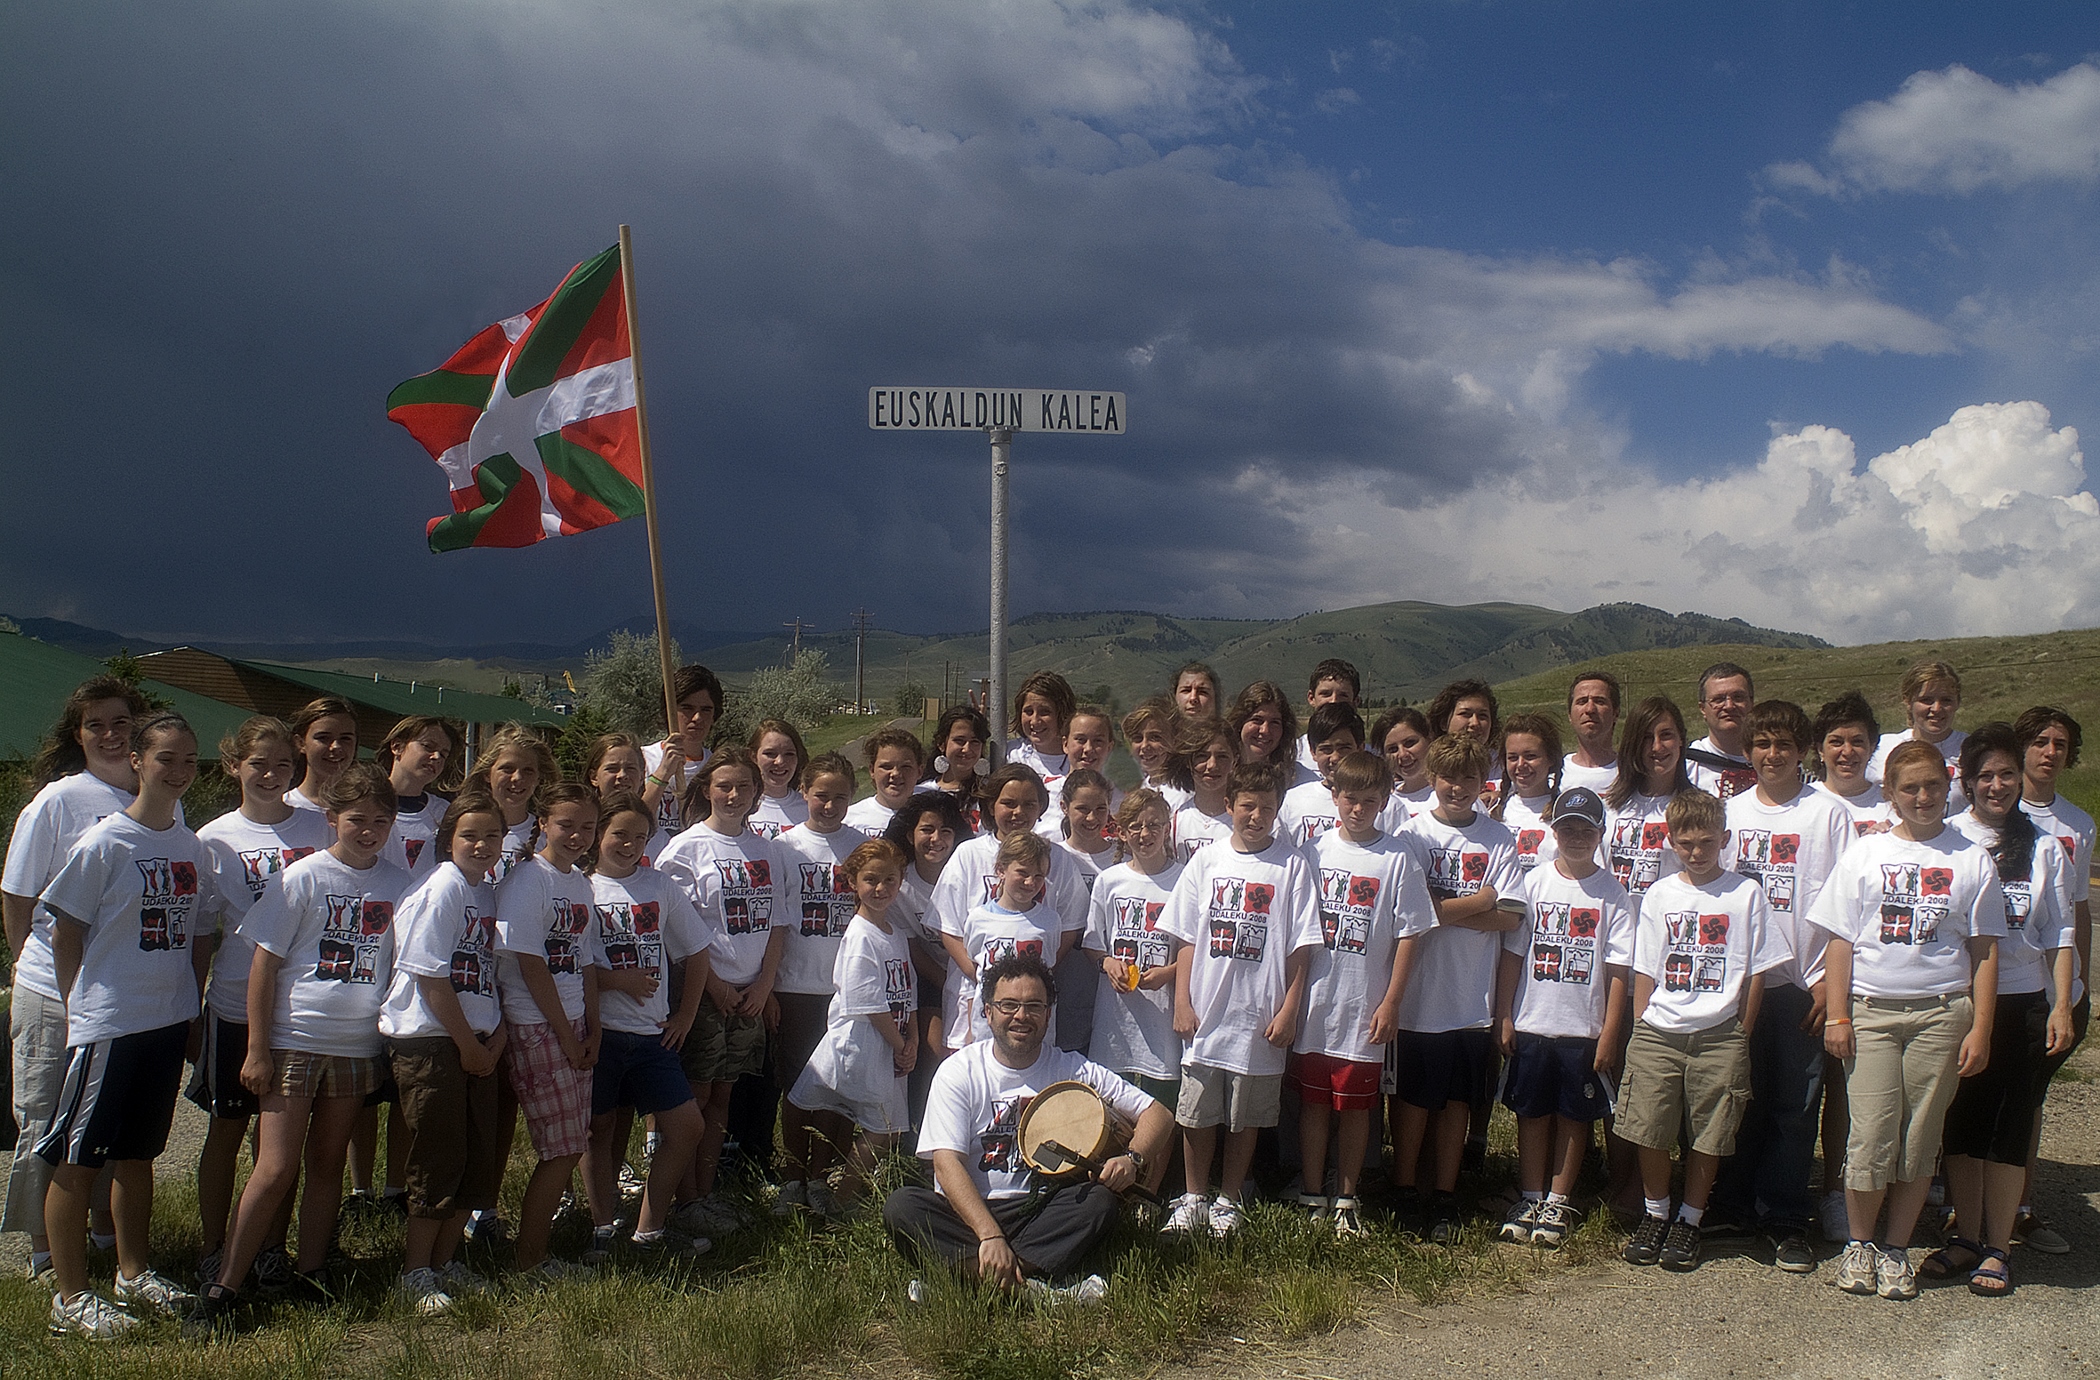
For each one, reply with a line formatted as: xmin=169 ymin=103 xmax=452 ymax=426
xmin=973 ymin=759 xmax=991 ymax=778
xmin=932 ymin=754 xmax=950 ymax=774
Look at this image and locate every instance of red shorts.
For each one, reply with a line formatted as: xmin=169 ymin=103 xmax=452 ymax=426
xmin=1294 ymin=1051 xmax=1382 ymax=1112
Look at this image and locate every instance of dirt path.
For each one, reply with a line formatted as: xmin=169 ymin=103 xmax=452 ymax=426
xmin=1166 ymin=1046 xmax=2100 ymax=1380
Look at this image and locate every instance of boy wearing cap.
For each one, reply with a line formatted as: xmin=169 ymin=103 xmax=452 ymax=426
xmin=1493 ymin=788 xmax=1634 ymax=1247
xmin=1707 ymin=701 xmax=1854 ymax=1269
xmin=1619 ymin=790 xmax=1789 ymax=1273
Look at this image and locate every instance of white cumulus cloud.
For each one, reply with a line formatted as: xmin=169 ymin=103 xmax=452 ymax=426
xmin=1770 ymin=61 xmax=2100 ymax=196
xmin=1272 ymin=402 xmax=2099 ymax=643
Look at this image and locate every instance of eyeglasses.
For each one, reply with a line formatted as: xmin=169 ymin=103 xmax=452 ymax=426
xmin=988 ymin=1000 xmax=1049 ymax=1017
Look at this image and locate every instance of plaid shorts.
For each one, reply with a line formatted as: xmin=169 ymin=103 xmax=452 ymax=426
xmin=271 ymin=1049 xmax=385 ymax=1100
xmin=507 ymin=1018 xmax=591 ymax=1161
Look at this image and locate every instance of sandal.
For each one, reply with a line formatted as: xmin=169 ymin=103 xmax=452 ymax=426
xmin=1967 ymin=1247 xmax=2012 ymax=1297
xmin=1920 ymin=1236 xmax=1984 ymax=1279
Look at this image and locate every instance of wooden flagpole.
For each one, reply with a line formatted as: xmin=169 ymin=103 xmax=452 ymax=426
xmin=618 ymin=223 xmax=681 ymax=743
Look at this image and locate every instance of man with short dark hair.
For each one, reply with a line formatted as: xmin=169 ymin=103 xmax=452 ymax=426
xmin=884 ymin=953 xmax=1173 ymax=1290
xmin=1687 ymin=663 xmax=1757 ymax=800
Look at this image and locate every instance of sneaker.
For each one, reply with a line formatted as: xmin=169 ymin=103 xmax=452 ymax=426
xmin=1832 ymin=1241 xmax=1879 ymax=1294
xmin=463 ymin=1211 xmax=510 ymax=1246
xmin=438 ymin=1260 xmax=491 ymax=1295
xmin=1162 ymin=1192 xmax=1208 ymax=1236
xmin=2013 ymin=1211 xmax=2071 ymax=1255
xmin=1428 ymin=1193 xmax=1463 ymax=1246
xmin=670 ymin=1195 xmax=743 ymax=1238
xmin=1529 ymin=1201 xmax=1574 ymax=1250
xmin=906 ymin=1278 xmax=927 ymax=1305
xmin=1296 ymin=1189 xmax=1332 ymax=1220
xmin=772 ymin=1179 xmax=809 ymax=1217
xmin=194 ymin=1249 xmax=223 ymax=1291
xmin=182 ymin=1283 xmax=242 ymax=1337
xmin=1820 ymin=1190 xmax=1851 ymax=1243
xmin=627 ymin=1227 xmax=709 ymax=1259
xmin=1498 ymin=1199 xmax=1542 ymax=1244
xmin=617 ymin=1162 xmax=647 ymax=1199
xmin=1207 ymin=1195 xmax=1245 ymax=1239
xmin=1772 ymin=1231 xmax=1818 ymax=1273
xmin=253 ymin=1246 xmax=298 ymax=1295
xmin=49 ymin=1290 xmax=139 ymax=1340
xmin=114 ymin=1267 xmax=198 ymax=1317
xmin=1875 ymin=1245 xmax=1919 ymax=1300
xmin=395 ymin=1267 xmax=454 ymax=1318
xmin=581 ymin=1223 xmax=621 ymax=1266
xmin=805 ymin=1182 xmax=841 ymax=1218
xmin=1331 ymin=1196 xmax=1366 ymax=1239
xmin=1025 ymin=1272 xmax=1108 ymax=1306
xmin=1623 ymin=1214 xmax=1668 ymax=1267
xmin=1659 ymin=1220 xmax=1702 ymax=1272
xmin=28 ymin=1252 xmax=57 ymax=1286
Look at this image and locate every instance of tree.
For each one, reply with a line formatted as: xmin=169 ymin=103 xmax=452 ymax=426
xmin=554 ymin=701 xmax=613 ymax=780
xmin=891 ymin=680 xmax=928 ymax=719
xmin=717 ymin=650 xmax=840 ymax=745
xmin=580 ymin=630 xmax=684 ymax=737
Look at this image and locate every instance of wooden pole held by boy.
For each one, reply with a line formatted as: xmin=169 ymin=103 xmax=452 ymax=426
xmin=619 ymin=223 xmax=681 ymax=738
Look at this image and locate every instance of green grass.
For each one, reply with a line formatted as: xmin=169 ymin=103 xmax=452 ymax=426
xmin=1 ymin=1110 xmax=1596 ymax=1380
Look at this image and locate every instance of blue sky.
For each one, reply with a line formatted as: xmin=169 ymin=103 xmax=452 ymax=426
xmin=4 ymin=1 xmax=2097 ymax=650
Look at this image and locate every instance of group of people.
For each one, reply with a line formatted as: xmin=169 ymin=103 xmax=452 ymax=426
xmin=0 ymin=651 xmax=2088 ymax=1338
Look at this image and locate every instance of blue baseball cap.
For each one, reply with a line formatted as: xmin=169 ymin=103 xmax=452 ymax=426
xmin=1551 ymin=787 xmax=1606 ymax=829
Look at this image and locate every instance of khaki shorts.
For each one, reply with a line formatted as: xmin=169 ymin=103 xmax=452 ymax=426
xmin=681 ymin=1001 xmax=768 ymax=1085
xmin=1615 ymin=1020 xmax=1750 ymax=1158
xmin=1176 ymin=1063 xmax=1283 ymax=1132
xmin=1842 ymin=993 xmax=1971 ymax=1192
xmin=271 ymin=1049 xmax=384 ymax=1100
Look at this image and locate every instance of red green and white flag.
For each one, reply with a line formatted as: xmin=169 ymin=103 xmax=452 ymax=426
xmin=387 ymin=245 xmax=647 ymax=551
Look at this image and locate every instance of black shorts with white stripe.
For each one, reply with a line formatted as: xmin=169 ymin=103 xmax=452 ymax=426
xmin=185 ymin=1012 xmax=259 ymax=1119
xmin=36 ymin=1021 xmax=189 ymax=1169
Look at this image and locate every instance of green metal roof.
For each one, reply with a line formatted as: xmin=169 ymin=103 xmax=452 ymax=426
xmin=237 ymin=660 xmax=563 ymax=728
xmin=0 ymin=634 xmax=252 ymax=760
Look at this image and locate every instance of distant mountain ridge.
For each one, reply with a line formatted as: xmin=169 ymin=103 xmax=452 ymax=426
xmin=9 ymin=600 xmax=1825 ymax=707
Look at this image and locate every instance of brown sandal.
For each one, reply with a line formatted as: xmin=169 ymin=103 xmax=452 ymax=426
xmin=1967 ymin=1247 xmax=2012 ymax=1297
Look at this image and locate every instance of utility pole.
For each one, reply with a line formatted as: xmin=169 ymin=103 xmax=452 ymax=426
xmin=782 ymin=617 xmax=811 ymax=665
xmin=851 ymin=607 xmax=874 ymax=715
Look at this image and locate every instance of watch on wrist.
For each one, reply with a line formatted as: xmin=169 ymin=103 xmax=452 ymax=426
xmin=1123 ymin=1147 xmax=1147 ymax=1174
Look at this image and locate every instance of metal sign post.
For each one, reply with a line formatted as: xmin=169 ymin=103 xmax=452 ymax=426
xmin=869 ymin=387 xmax=1125 ymax=759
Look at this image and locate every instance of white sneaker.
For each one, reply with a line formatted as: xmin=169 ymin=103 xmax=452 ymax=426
xmin=49 ymin=1290 xmax=138 ymax=1339
xmin=1832 ymin=1240 xmax=1879 ymax=1294
xmin=395 ymin=1267 xmax=455 ymax=1317
xmin=617 ymin=1162 xmax=647 ymax=1198
xmin=772 ymin=1180 xmax=809 ymax=1217
xmin=1498 ymin=1199 xmax=1542 ymax=1244
xmin=1162 ymin=1192 xmax=1209 ymax=1236
xmin=1875 ymin=1245 xmax=1919 ymax=1301
xmin=1207 ymin=1195 xmax=1245 ymax=1238
xmin=1331 ymin=1197 xmax=1367 ymax=1239
xmin=1025 ymin=1272 xmax=1109 ymax=1306
xmin=113 ymin=1267 xmax=197 ymax=1317
xmin=1820 ymin=1190 xmax=1850 ymax=1243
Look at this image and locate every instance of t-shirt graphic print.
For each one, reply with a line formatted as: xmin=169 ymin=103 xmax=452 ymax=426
xmin=1207 ymin=876 xmax=1274 ymax=961
xmin=717 ymin=857 xmax=774 ymax=936
xmin=1107 ymin=894 xmax=1173 ymax=972
xmin=135 ymin=855 xmax=201 ymax=952
xmin=1528 ymin=898 xmax=1603 ymax=989
xmin=1655 ymin=905 xmax=1732 ymax=995
xmin=449 ymin=907 xmax=498 ymax=1000
xmin=1876 ymin=861 xmax=1953 ymax=948
xmin=1732 ymin=830 xmax=1801 ymax=914
xmin=318 ymin=892 xmax=395 ymax=984
xmin=1317 ymin=869 xmax=1383 ymax=955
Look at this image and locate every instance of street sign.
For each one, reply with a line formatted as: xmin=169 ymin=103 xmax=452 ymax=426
xmin=868 ymin=387 xmax=1124 ymax=434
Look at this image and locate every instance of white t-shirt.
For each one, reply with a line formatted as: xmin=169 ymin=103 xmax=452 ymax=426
xmin=1559 ymin=755 xmax=1618 ymax=794
xmin=197 ymin=808 xmax=334 ymax=1022
xmin=895 ymin=865 xmax=939 ymax=947
xmin=928 ymin=832 xmax=1090 ymax=943
xmin=1056 ymin=838 xmax=1113 ymax=889
xmin=1298 ymin=831 xmax=1436 ymax=1063
xmin=917 ymin=1040 xmax=1154 ymax=1201
xmin=1397 ymin=811 xmax=1525 ymax=1033
xmin=494 ymin=855 xmax=600 ymax=1025
xmin=1604 ymin=792 xmax=1683 ymax=918
xmin=1171 ymin=803 xmax=1231 ymax=863
xmin=1635 ymin=870 xmax=1787 ymax=1034
xmin=3 ymin=771 xmax=140 ymax=1001
xmin=790 ymin=914 xmax=916 ymax=1132
xmin=1818 ymin=781 xmax=1895 ymax=839
xmin=1083 ymin=861 xmax=1184 ymax=1080
xmin=1507 ymin=863 xmax=1635 ymax=1039
xmin=1807 ymin=829 xmax=2006 ymax=999
xmin=40 ymin=812 xmax=210 ymax=1045
xmin=775 ymin=822 xmax=869 ymax=995
xmin=241 ymin=850 xmax=410 ymax=1057
xmin=2021 ymin=793 xmax=2094 ymax=907
xmin=1723 ymin=788 xmax=1855 ymax=991
xmin=1157 ymin=838 xmax=1322 ymax=1076
xmin=1498 ymin=792 xmax=1560 ymax=873
xmin=748 ymin=790 xmax=808 ymax=842
xmin=1377 ymin=782 xmax=1435 ymax=837
xmin=384 ymin=791 xmax=448 ymax=878
xmin=589 ymin=865 xmax=708 ymax=1035
xmin=844 ymin=796 xmax=898 ymax=836
xmin=1003 ymin=739 xmax=1067 ymax=779
xmin=642 ymin=741 xmax=710 ymax=837
xmin=1949 ymin=813 xmax=2075 ymax=997
xmin=1144 ymin=779 xmax=1194 ymax=812
xmin=957 ymin=901 xmax=1066 ymax=1044
xmin=378 ymin=861 xmax=502 ymax=1039
xmin=494 ymin=817 xmax=538 ymax=883
xmin=656 ymin=822 xmax=783 ymax=988
xmin=1279 ymin=778 xmax=1343 ymax=850
xmin=1867 ymin=729 xmax=1969 ymax=814
xmin=1686 ymin=736 xmax=1757 ymax=801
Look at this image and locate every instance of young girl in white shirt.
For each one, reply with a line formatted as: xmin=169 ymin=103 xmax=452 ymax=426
xmin=1371 ymin=707 xmax=1436 ymax=832
xmin=585 ymin=732 xmax=673 ymax=864
xmin=285 ymin=697 xmax=359 ymax=815
xmin=1603 ymin=697 xmax=1694 ymax=917
xmin=1173 ymin=716 xmax=1237 ymax=863
xmin=377 ymin=716 xmax=461 ymax=879
xmin=1228 ymin=680 xmax=1300 ymax=775
xmin=946 ymin=832 xmax=1075 ymax=1045
xmin=1123 ymin=698 xmax=1191 ymax=809
xmin=881 ymin=791 xmax=973 ymax=1125
xmin=1492 ymin=713 xmax=1564 ymax=873
xmin=747 ymin=718 xmax=810 ymax=841
xmin=1814 ymin=691 xmax=1893 ymax=836
xmin=1867 ymin=660 xmax=1967 ymax=814
xmin=468 ymin=724 xmax=558 ymax=882
xmin=1005 ymin=671 xmax=1075 ymax=778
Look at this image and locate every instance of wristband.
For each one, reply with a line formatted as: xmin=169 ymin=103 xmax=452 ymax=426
xmin=1826 ymin=1017 xmax=1852 ymax=1026
xmin=979 ymin=1233 xmax=1006 ymax=1245
xmin=647 ymin=774 xmax=668 ymax=786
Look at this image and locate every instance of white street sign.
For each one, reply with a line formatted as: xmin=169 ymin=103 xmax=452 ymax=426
xmin=868 ymin=387 xmax=1124 ymax=434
